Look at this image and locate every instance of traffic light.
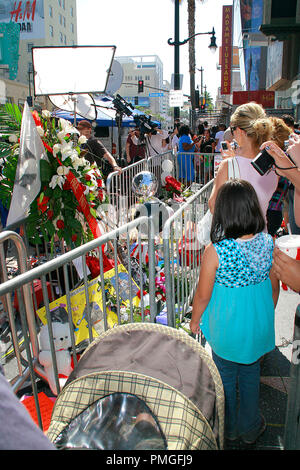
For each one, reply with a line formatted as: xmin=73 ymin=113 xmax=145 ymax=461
xmin=195 ymin=89 xmax=200 ymax=108
xmin=138 ymin=80 xmax=144 ymax=93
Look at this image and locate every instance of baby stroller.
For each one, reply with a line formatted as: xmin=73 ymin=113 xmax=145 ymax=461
xmin=47 ymin=323 xmax=224 ymax=450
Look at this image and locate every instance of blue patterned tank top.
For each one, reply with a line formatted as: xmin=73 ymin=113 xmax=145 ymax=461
xmin=214 ymin=232 xmax=274 ymax=288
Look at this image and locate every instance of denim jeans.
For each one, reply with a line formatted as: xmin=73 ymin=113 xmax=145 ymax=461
xmin=212 ymin=351 xmax=261 ymax=438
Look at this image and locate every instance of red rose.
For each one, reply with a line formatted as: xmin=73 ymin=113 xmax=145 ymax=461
xmin=71 ymin=234 xmax=77 ymax=242
xmin=63 ymin=180 xmax=71 ymax=190
xmin=47 ymin=210 xmax=54 ymax=220
xmin=85 ymin=174 xmax=91 ymax=181
xmin=56 ymin=219 xmax=64 ymax=229
xmin=32 ymin=110 xmax=42 ymax=127
xmin=37 ymin=195 xmax=49 ymax=213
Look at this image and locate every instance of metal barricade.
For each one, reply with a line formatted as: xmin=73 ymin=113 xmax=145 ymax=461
xmin=106 ymin=159 xmax=147 ymax=226
xmin=284 ymin=303 xmax=300 ymax=449
xmin=162 ymin=180 xmax=213 ymax=328
xmin=175 ymin=152 xmax=215 ymax=188
xmin=0 ymin=216 xmax=157 ymax=405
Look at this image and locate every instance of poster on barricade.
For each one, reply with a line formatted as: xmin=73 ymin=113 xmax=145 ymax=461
xmin=36 ymin=264 xmax=140 ymax=345
xmin=214 ymin=154 xmax=223 ymax=177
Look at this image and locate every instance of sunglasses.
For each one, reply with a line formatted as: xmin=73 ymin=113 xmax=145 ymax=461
xmin=230 ymin=126 xmax=236 ymax=135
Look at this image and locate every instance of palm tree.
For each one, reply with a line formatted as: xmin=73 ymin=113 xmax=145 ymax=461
xmin=187 ymin=0 xmax=196 ymax=112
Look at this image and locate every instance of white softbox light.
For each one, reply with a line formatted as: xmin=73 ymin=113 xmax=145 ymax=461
xmin=32 ymin=45 xmax=116 ymax=96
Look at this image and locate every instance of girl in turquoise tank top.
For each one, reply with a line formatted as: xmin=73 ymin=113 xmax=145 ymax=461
xmin=190 ymin=179 xmax=279 ymax=444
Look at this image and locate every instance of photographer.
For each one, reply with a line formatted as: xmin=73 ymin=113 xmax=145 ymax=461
xmin=77 ymin=120 xmax=122 ymax=181
xmin=132 ymin=123 xmax=168 ymax=157
xmin=126 ymin=127 xmax=145 ymax=164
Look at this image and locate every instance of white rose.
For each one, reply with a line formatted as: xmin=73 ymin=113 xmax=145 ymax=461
xmin=36 ymin=126 xmax=44 ymax=137
xmin=8 ymin=134 xmax=18 ymax=143
xmin=78 ymin=135 xmax=87 ymax=145
xmin=57 ymin=165 xmax=69 ymax=176
xmin=42 ymin=110 xmax=51 ymax=119
xmin=53 ymin=143 xmax=61 ymax=156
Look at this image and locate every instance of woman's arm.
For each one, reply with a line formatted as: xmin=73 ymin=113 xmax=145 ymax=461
xmin=190 ymin=244 xmax=218 ymax=334
xmin=208 ymin=159 xmax=228 ymax=213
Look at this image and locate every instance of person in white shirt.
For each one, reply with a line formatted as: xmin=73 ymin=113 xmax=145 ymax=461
xmin=132 ymin=124 xmax=169 ymax=157
xmin=214 ymin=123 xmax=226 ymax=153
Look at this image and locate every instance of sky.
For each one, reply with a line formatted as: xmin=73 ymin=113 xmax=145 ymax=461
xmin=76 ymin=0 xmax=234 ymax=103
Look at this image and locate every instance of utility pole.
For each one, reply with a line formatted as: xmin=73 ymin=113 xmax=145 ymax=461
xmin=174 ymin=0 xmax=180 ymax=122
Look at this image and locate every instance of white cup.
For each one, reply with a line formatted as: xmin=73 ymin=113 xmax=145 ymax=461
xmin=275 ymin=235 xmax=300 ymax=291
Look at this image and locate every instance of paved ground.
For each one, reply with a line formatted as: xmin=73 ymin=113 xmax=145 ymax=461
xmin=223 ymin=286 xmax=300 ymax=450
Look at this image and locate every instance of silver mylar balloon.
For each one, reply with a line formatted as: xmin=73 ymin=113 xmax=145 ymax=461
xmin=132 ymin=171 xmax=158 ymax=199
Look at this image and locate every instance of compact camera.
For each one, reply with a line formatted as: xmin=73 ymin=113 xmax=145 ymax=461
xmin=251 ymin=148 xmax=275 ymax=175
xmin=251 ymin=144 xmax=296 ymax=176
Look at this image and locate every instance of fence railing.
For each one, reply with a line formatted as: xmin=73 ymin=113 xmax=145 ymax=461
xmin=0 ymin=216 xmax=157 ymax=400
xmin=162 ymin=180 xmax=213 ymax=328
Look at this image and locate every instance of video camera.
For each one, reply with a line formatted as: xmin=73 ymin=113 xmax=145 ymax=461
xmin=112 ymin=94 xmax=134 ymax=117
xmin=133 ymin=114 xmax=158 ymax=139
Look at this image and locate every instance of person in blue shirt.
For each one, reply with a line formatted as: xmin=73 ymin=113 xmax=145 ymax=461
xmin=177 ymin=125 xmax=200 ymax=183
xmin=190 ymin=179 xmax=279 ymax=444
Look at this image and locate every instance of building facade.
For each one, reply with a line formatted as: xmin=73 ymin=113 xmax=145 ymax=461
xmin=115 ymin=55 xmax=166 ymax=116
xmin=0 ymin=0 xmax=77 ymax=105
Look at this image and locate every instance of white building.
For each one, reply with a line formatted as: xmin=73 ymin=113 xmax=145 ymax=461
xmin=115 ymin=55 xmax=165 ymax=116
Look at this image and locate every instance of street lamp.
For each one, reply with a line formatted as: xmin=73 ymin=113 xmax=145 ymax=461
xmin=167 ymin=27 xmax=217 ymax=50
xmin=168 ymin=26 xmax=217 ymax=121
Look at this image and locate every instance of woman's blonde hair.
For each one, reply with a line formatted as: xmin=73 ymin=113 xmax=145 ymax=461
xmin=269 ymin=116 xmax=291 ymax=150
xmin=230 ymin=102 xmax=274 ymax=148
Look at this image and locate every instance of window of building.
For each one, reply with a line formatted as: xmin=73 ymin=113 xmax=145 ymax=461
xmin=60 ymin=32 xmax=63 ymax=43
xmin=71 ymin=23 xmax=74 ymax=33
xmin=59 ymin=13 xmax=62 ymax=24
xmin=63 ymin=16 xmax=66 ymax=27
xmin=58 ymin=0 xmax=61 ymax=6
xmin=28 ymin=62 xmax=33 ymax=72
xmin=62 ymin=0 xmax=65 ymax=9
xmin=71 ymin=6 xmax=74 ymax=16
xmin=64 ymin=34 xmax=66 ymax=44
xmin=27 ymin=43 xmax=34 ymax=53
xmin=49 ymin=5 xmax=53 ymax=17
xmin=49 ymin=25 xmax=54 ymax=37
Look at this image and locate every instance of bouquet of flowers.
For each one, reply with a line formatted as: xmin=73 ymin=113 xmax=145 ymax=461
xmin=0 ymin=104 xmax=107 ymax=248
xmin=162 ymin=175 xmax=184 ymax=199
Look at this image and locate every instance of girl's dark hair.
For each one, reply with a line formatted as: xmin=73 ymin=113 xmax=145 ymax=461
xmin=178 ymin=125 xmax=190 ymax=136
xmin=210 ymin=179 xmax=265 ymax=243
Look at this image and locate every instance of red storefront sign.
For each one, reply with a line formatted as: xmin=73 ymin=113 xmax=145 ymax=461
xmin=233 ymin=90 xmax=275 ymax=108
xmin=221 ymin=5 xmax=233 ymax=95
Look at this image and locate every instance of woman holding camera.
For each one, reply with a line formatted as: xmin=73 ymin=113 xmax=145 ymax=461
xmin=208 ymin=102 xmax=278 ymax=227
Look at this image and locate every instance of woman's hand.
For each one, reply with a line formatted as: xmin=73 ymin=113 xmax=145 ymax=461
xmin=189 ymin=318 xmax=200 ymax=335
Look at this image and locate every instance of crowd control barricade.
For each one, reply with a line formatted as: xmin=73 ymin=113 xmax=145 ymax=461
xmin=175 ymin=152 xmax=215 ymax=188
xmin=106 ymin=159 xmax=147 ymax=226
xmin=284 ymin=303 xmax=300 ymax=450
xmin=147 ymin=150 xmax=176 ymax=195
xmin=0 ymin=216 xmax=157 ymax=412
xmin=162 ymin=180 xmax=213 ymax=328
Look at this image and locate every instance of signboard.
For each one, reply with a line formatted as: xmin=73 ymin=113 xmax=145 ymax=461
xmin=169 ymin=89 xmax=184 ymax=107
xmin=149 ymin=92 xmax=164 ymax=97
xmin=221 ymin=5 xmax=233 ymax=95
xmin=0 ymin=0 xmax=45 ymax=40
xmin=233 ymin=90 xmax=275 ymax=108
xmin=0 ymin=22 xmax=20 ymax=80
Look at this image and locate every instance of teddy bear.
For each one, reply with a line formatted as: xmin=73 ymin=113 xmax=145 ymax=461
xmin=39 ymin=321 xmax=73 ymax=396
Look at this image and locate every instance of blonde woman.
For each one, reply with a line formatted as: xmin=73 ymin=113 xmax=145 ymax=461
xmin=208 ymin=102 xmax=278 ymax=227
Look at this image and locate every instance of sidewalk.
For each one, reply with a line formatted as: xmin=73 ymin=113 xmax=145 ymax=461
xmin=224 ymin=286 xmax=299 ymax=450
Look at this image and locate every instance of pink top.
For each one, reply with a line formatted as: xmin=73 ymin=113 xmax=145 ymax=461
xmin=235 ymin=156 xmax=278 ymax=224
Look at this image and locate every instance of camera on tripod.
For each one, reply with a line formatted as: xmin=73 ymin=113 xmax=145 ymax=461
xmin=112 ymin=94 xmax=134 ymax=117
xmin=133 ymin=114 xmax=158 ymax=139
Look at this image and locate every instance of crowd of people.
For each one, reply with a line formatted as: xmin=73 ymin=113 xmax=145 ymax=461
xmin=1 ymin=101 xmax=300 ymax=450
